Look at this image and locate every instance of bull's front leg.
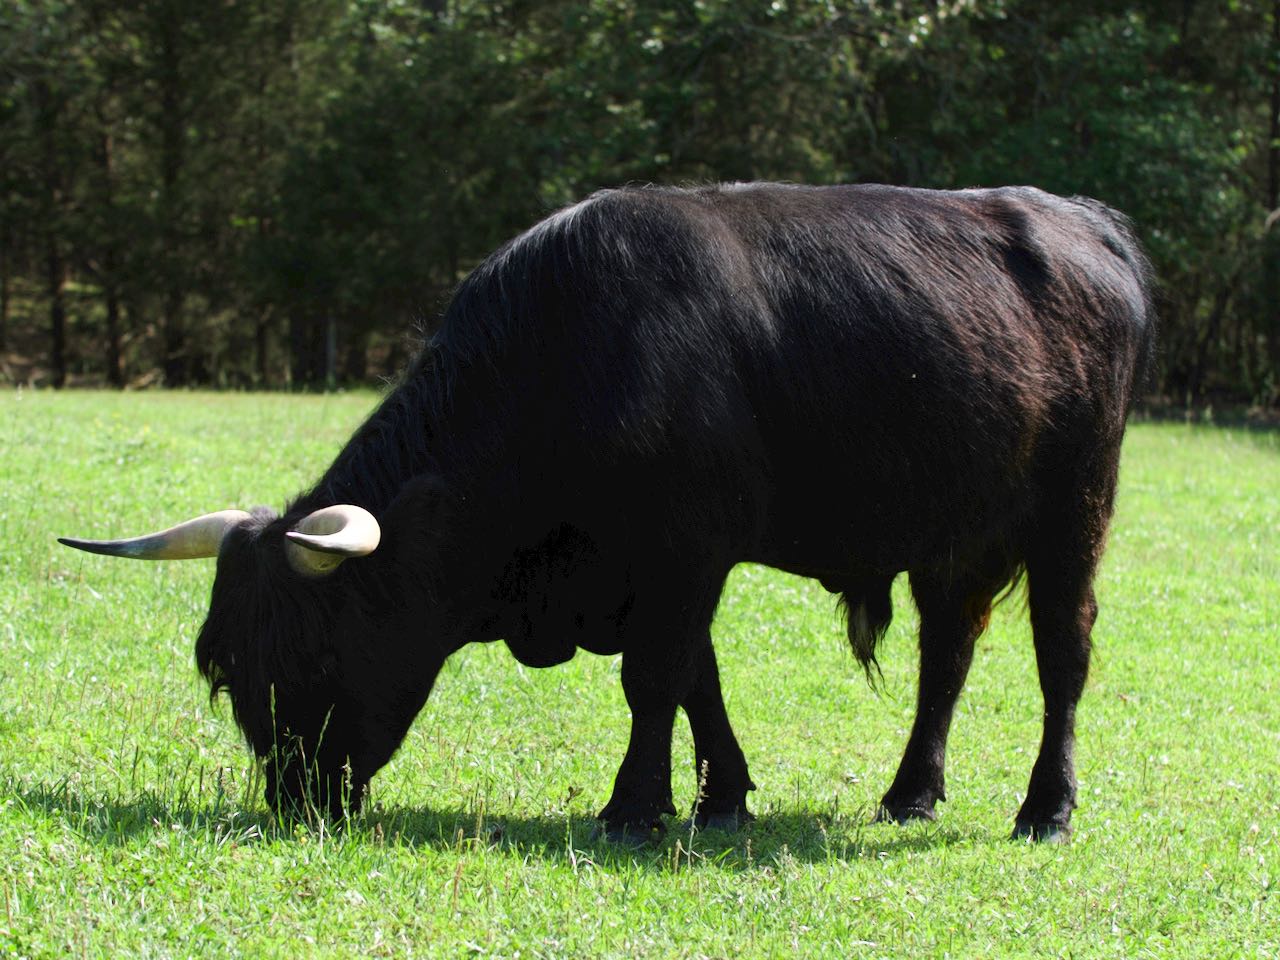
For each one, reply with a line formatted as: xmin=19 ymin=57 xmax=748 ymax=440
xmin=596 ymin=563 xmax=730 ymax=843
xmin=596 ymin=648 xmax=683 ymax=841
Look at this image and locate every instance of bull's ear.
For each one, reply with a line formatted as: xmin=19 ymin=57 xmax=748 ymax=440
xmin=59 ymin=510 xmax=252 ymax=560
xmin=377 ymin=475 xmax=451 ymax=569
xmin=284 ymin=505 xmax=381 ymax=577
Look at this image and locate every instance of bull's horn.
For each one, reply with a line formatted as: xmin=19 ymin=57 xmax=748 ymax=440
xmin=58 ymin=509 xmax=253 ymax=560
xmin=284 ymin=504 xmax=380 ymax=577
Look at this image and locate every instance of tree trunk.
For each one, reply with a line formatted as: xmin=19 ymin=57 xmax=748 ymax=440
xmin=288 ymin=312 xmax=302 ymax=387
xmin=256 ymin=309 xmax=271 ymax=387
xmin=105 ymin=282 xmax=124 ymax=388
xmin=324 ymin=314 xmax=337 ymax=390
xmin=158 ymin=6 xmax=188 ymax=387
xmin=253 ymin=2 xmax=270 ymax=391
xmin=162 ymin=286 xmax=186 ymax=386
xmin=0 ymin=236 xmax=9 ymax=353
xmin=1189 ymin=282 xmax=1235 ymax=400
xmin=97 ymin=129 xmax=125 ymax=389
xmin=289 ymin=311 xmax=323 ymax=388
xmin=343 ymin=326 xmax=369 ymax=382
xmin=1270 ymin=1 xmax=1279 ymax=214
xmin=1267 ymin=0 xmax=1280 ymax=399
xmin=46 ymin=246 xmax=67 ymax=389
xmin=36 ymin=74 xmax=68 ymax=389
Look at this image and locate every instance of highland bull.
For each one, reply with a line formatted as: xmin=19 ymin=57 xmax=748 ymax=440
xmin=61 ymin=182 xmax=1154 ymax=842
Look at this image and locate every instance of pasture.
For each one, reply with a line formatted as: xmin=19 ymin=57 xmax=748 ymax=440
xmin=1 ymin=389 xmax=1276 ymax=957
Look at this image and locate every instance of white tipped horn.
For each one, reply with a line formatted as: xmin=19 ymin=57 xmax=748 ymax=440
xmin=284 ymin=504 xmax=381 ymax=577
xmin=58 ymin=509 xmax=253 ymax=561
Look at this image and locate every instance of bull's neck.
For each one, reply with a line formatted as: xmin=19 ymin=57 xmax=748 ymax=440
xmin=289 ymin=348 xmax=510 ymax=523
xmin=292 ymin=367 xmax=446 ymax=520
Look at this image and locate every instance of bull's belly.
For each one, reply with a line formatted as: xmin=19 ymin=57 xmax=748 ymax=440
xmin=750 ymin=489 xmax=1027 ymax=580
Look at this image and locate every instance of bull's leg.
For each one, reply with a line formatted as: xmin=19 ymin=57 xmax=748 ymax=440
xmin=597 ymin=567 xmax=727 ymax=842
xmin=595 ymin=659 xmax=682 ymax=841
xmin=1014 ymin=476 xmax=1115 ymax=842
xmin=681 ymin=637 xmax=755 ymax=830
xmin=1013 ymin=578 xmax=1096 ymax=842
xmin=877 ymin=569 xmax=998 ymax=823
xmin=1012 ymin=449 xmax=1120 ymax=842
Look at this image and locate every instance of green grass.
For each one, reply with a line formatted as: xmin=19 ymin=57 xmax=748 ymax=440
xmin=1 ymin=389 xmax=1277 ymax=958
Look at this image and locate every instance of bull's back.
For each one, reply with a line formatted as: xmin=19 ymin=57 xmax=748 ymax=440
xmin=682 ymin=184 xmax=1151 ymax=572
xmin=434 ymin=183 xmax=1152 ymax=575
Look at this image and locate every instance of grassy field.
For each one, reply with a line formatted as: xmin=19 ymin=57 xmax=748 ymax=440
xmin=0 ymin=389 xmax=1276 ymax=958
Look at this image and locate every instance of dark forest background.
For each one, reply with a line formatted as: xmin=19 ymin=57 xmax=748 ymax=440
xmin=2 ymin=0 xmax=1278 ymax=403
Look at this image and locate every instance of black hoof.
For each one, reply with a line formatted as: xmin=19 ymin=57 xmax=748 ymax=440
xmin=1012 ymin=820 xmax=1072 ymax=843
xmin=874 ymin=801 xmax=938 ymax=825
xmin=591 ymin=799 xmax=672 ymax=846
xmin=589 ymin=820 xmax=663 ymax=847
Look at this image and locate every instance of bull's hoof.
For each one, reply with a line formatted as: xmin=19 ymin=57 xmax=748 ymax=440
xmin=874 ymin=801 xmax=938 ymax=825
xmin=593 ymin=796 xmax=675 ymax=846
xmin=590 ymin=820 xmax=664 ymax=847
xmin=1012 ymin=820 xmax=1072 ymax=844
xmin=682 ymin=806 xmax=753 ymax=833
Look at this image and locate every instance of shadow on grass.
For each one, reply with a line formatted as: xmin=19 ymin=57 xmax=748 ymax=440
xmin=6 ymin=776 xmax=985 ymax=868
xmin=363 ymin=803 xmax=984 ymax=869
xmin=5 ymin=776 xmax=277 ymax=846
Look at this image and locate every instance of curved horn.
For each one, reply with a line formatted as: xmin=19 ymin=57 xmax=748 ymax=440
xmin=58 ymin=509 xmax=252 ymax=560
xmin=284 ymin=504 xmax=380 ymax=577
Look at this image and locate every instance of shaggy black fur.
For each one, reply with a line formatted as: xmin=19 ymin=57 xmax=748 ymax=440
xmin=184 ymin=183 xmax=1154 ymax=838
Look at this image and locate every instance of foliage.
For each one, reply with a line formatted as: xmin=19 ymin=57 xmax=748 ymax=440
xmin=871 ymin=0 xmax=1278 ymax=400
xmin=1 ymin=391 xmax=1277 ymax=954
xmin=0 ymin=0 xmax=1277 ymax=401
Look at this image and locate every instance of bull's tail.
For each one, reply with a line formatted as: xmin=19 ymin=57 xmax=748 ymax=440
xmin=837 ymin=575 xmax=895 ymax=683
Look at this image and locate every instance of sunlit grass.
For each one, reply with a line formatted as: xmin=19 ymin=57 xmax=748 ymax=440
xmin=1 ymin=390 xmax=1277 ymax=957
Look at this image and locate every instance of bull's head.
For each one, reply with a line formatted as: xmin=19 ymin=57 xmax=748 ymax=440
xmin=59 ymin=504 xmax=403 ymax=820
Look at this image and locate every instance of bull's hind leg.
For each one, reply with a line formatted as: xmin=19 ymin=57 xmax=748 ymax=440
xmin=681 ymin=637 xmax=756 ymax=830
xmin=877 ymin=563 xmax=1008 ymax=823
xmin=1015 ymin=472 xmax=1116 ymax=842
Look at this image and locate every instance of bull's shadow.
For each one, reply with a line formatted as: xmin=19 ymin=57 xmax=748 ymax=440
xmin=357 ymin=804 xmax=979 ymax=868
xmin=8 ymin=778 xmax=978 ymax=868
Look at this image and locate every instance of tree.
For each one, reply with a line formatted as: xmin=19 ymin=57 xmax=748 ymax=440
xmin=0 ymin=0 xmax=1274 ymax=400
xmin=868 ymin=0 xmax=1276 ymax=400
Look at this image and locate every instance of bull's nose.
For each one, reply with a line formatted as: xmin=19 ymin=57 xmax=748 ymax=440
xmin=319 ymin=770 xmax=367 ymax=820
xmin=267 ymin=765 xmax=366 ymax=822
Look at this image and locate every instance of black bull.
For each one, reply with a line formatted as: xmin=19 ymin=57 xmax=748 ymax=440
xmin=62 ymin=183 xmax=1155 ymax=842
